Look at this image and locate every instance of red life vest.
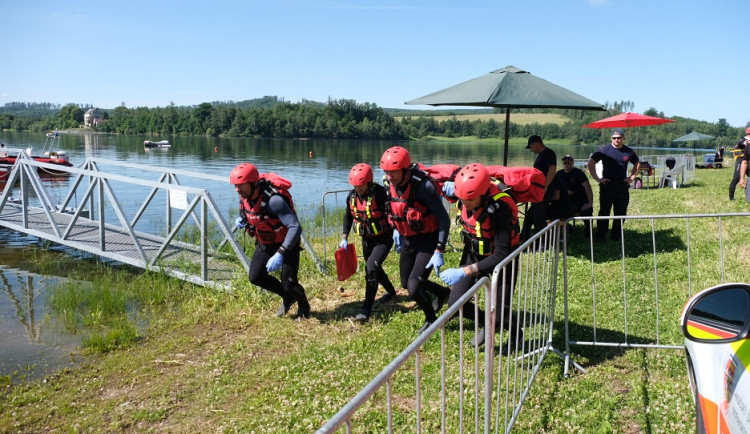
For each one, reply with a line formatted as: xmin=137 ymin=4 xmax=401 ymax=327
xmin=348 ymin=184 xmax=390 ymax=238
xmin=240 ymin=177 xmax=296 ymax=245
xmin=387 ymin=165 xmax=439 ymax=237
xmin=459 ymin=180 xmax=519 ymax=256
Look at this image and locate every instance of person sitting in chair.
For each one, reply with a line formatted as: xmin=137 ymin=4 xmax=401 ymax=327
xmin=556 ymin=155 xmax=594 ymax=232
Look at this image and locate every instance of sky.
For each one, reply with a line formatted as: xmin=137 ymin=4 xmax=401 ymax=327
xmin=3 ymin=0 xmax=749 ymax=127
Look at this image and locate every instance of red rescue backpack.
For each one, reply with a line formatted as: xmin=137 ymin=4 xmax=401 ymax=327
xmin=486 ymin=165 xmax=546 ymax=203
xmin=259 ymin=172 xmax=292 ymax=190
xmin=424 ymin=163 xmax=462 ymax=203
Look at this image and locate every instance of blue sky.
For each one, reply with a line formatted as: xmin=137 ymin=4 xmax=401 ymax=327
xmin=3 ymin=0 xmax=749 ymax=127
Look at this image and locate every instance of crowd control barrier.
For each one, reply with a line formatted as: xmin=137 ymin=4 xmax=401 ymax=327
xmin=318 ymin=223 xmax=563 ymax=433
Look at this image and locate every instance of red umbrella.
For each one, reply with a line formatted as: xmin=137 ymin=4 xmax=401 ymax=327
xmin=583 ymin=112 xmax=674 ymax=129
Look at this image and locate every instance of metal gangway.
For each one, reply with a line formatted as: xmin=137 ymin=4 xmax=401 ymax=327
xmin=0 ymin=151 xmax=250 ymax=290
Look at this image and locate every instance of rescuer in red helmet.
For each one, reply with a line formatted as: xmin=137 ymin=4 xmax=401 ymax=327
xmin=439 ymin=163 xmax=522 ymax=347
xmin=380 ymin=146 xmax=451 ymax=334
xmin=340 ymin=163 xmax=398 ymax=321
xmin=230 ymin=162 xmax=311 ymax=320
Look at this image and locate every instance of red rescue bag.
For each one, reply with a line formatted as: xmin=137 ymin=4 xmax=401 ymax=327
xmin=259 ymin=172 xmax=293 ymax=190
xmin=425 ymin=163 xmax=461 ymax=203
xmin=486 ymin=165 xmax=546 ymax=203
xmin=335 ymin=244 xmax=358 ymax=281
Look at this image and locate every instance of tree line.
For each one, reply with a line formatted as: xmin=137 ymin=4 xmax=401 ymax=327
xmin=0 ymin=98 xmax=747 ymax=148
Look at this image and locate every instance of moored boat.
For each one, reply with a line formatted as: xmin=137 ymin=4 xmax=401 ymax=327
xmin=0 ymin=132 xmax=73 ymax=174
xmin=144 ymin=140 xmax=170 ymax=148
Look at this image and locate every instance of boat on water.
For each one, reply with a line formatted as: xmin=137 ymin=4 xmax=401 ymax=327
xmin=0 ymin=132 xmax=73 ymax=175
xmin=143 ymin=140 xmax=170 ymax=148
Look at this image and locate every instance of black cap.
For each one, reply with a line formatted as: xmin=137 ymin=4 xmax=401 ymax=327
xmin=526 ymin=135 xmax=543 ymax=149
xmin=562 ymin=154 xmax=574 ymax=161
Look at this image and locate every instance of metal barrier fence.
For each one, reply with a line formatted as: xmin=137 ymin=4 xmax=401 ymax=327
xmin=639 ymin=154 xmax=695 ymax=188
xmin=318 ymin=222 xmax=562 ymax=433
xmin=560 ymin=212 xmax=750 ymax=377
xmin=319 ymin=189 xmax=351 ymax=268
xmin=320 ymin=211 xmax=750 ymax=431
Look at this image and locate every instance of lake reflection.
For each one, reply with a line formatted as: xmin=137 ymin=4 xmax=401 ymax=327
xmin=0 ymin=241 xmax=80 ymax=381
xmin=0 ymin=132 xmax=698 ymax=380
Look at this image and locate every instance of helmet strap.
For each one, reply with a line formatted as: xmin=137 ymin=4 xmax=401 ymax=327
xmin=248 ymin=182 xmax=259 ymax=201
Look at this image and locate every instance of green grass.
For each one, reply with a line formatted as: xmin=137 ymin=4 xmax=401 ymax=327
xmin=0 ymin=167 xmax=747 ymax=432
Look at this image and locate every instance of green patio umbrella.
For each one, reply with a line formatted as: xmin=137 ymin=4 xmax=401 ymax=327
xmin=673 ymin=131 xmax=715 ymax=156
xmin=405 ymin=65 xmax=605 ymax=165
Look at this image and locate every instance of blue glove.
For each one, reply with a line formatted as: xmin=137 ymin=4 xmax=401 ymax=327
xmin=442 ymin=181 xmax=455 ymax=198
xmin=425 ymin=251 xmax=444 ymax=277
xmin=266 ymin=252 xmax=284 ymax=272
xmin=440 ymin=268 xmax=466 ymax=286
xmin=234 ymin=216 xmax=246 ymax=229
xmin=393 ymin=230 xmax=402 ymax=253
xmin=339 ymin=237 xmax=348 ymax=249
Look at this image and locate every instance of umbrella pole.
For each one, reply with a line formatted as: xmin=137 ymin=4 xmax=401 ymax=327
xmin=503 ymin=109 xmax=511 ymax=166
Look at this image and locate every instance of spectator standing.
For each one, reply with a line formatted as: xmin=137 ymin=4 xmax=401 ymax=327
xmin=230 ymin=163 xmax=311 ymax=320
xmin=381 ymin=146 xmax=451 ymax=334
xmin=521 ymin=135 xmax=557 ymax=240
xmin=736 ymin=128 xmax=750 ymax=202
xmin=729 ymin=128 xmax=750 ymax=200
xmin=587 ymin=129 xmax=640 ymax=241
xmin=340 ymin=163 xmax=398 ymax=322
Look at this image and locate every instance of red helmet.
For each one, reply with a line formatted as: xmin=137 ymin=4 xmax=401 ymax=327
xmin=229 ymin=163 xmax=259 ymax=185
xmin=454 ymin=163 xmax=491 ymax=200
xmin=380 ymin=146 xmax=411 ymax=171
xmin=349 ymin=163 xmax=373 ymax=186
xmin=746 ymin=127 xmax=750 ymax=135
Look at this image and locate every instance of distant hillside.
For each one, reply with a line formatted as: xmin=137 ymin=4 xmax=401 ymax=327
xmin=394 ymin=112 xmax=571 ymax=126
xmin=0 ymin=102 xmax=64 ymax=118
xmin=384 ymin=108 xmax=495 ymax=116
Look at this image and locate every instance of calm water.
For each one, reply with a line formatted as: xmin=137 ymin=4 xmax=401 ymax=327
xmin=0 ymin=131 xmax=694 ymax=380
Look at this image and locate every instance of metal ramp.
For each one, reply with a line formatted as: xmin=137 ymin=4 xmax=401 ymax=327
xmin=0 ymin=151 xmax=250 ymax=290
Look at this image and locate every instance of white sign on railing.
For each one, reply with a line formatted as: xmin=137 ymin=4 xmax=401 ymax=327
xmin=169 ymin=190 xmax=189 ymax=210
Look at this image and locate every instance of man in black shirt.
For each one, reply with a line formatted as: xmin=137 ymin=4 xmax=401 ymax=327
xmin=557 ymin=155 xmax=594 ymax=232
xmin=521 ymin=135 xmax=556 ymax=241
xmin=587 ymin=129 xmax=640 ymax=241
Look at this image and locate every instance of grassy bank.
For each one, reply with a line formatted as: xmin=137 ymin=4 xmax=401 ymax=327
xmin=1 ymin=167 xmax=747 ymax=432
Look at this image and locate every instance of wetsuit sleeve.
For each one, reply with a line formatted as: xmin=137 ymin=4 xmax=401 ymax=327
xmin=373 ymin=186 xmax=391 ymax=232
xmin=475 ymin=202 xmax=513 ymax=276
xmin=267 ymin=194 xmax=302 ymax=252
xmin=417 ymin=180 xmax=450 ymax=247
xmin=342 ymin=191 xmax=354 ymax=236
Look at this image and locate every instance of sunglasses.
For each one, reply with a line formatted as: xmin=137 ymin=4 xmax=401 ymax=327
xmin=612 ymin=136 xmax=624 ymax=140
xmin=562 ymin=160 xmax=573 ymax=164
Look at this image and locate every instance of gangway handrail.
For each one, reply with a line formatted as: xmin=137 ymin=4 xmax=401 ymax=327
xmin=82 ymin=157 xmax=229 ymax=182
xmin=0 ymin=155 xmax=252 ymax=289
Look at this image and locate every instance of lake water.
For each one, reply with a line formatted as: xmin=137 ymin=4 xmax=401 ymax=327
xmin=0 ymin=131 xmax=698 ymax=380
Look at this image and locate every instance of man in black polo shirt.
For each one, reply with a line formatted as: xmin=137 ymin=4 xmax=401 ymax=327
xmin=521 ymin=135 xmax=557 ymax=240
xmin=587 ymin=129 xmax=640 ymax=241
